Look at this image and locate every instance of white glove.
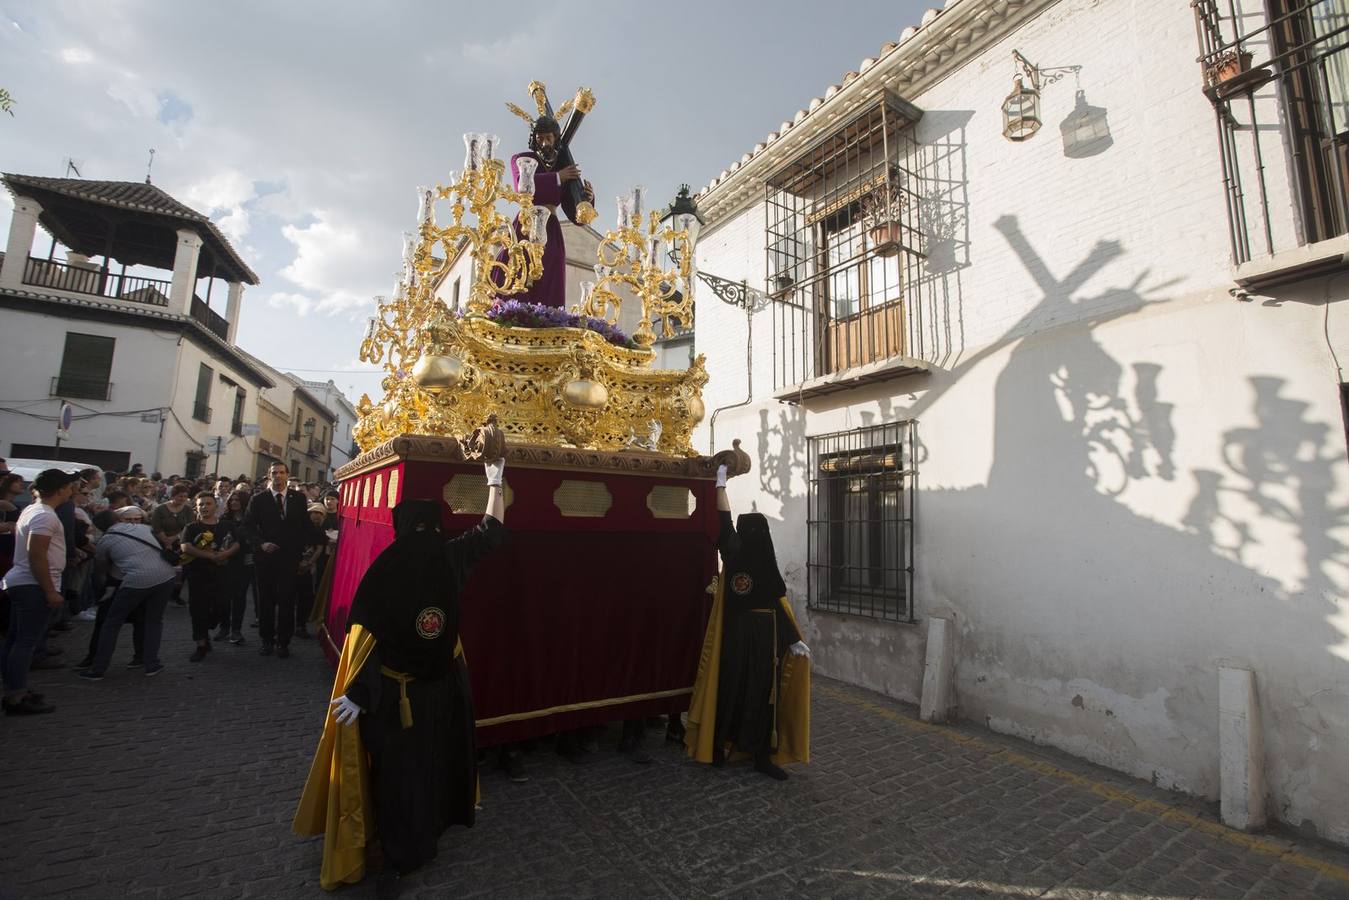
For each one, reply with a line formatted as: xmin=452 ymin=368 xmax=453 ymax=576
xmin=715 ymin=464 xmax=728 ymax=488
xmin=484 ymin=458 xmax=505 ymax=487
xmin=330 ymin=694 xmax=363 ymax=725
xmin=788 ymin=641 xmax=812 ymax=659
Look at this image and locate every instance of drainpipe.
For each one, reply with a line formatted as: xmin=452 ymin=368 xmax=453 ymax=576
xmin=707 ymin=286 xmax=754 ymax=455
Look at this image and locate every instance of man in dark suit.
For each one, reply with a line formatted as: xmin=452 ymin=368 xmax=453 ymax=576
xmin=244 ymin=463 xmax=319 ymax=659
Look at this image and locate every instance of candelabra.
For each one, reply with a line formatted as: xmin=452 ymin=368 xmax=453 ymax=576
xmin=354 ymin=132 xmax=544 ymax=448
xmin=580 ymin=184 xmax=697 ymax=350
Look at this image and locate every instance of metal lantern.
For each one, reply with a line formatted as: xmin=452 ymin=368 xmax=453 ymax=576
xmin=1002 ymin=75 xmax=1041 ymax=142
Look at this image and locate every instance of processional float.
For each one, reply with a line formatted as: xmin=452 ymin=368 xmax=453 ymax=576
xmin=324 ymin=82 xmax=729 ymax=746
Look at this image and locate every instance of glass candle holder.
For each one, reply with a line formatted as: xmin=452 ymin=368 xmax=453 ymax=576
xmin=482 ymin=133 xmax=500 ymax=161
xmin=530 ymin=206 xmax=551 ymax=245
xmin=580 ymin=279 xmax=595 ymax=304
xmin=463 ymin=132 xmax=482 ymax=171
xmin=417 ymin=186 xmax=434 ymax=226
xmin=616 ymin=194 xmax=633 ymax=229
xmin=515 ymin=156 xmax=538 ymax=195
xmin=630 ymin=185 xmax=646 ymax=223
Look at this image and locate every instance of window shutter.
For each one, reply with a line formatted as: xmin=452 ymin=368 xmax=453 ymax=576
xmin=57 ymin=333 xmax=115 ymax=400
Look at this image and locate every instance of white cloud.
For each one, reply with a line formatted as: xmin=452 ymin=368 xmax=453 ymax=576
xmin=182 ymin=169 xmax=256 ymax=243
xmin=60 ymin=46 xmax=92 ymax=64
xmin=267 ymin=291 xmax=316 ymax=315
xmin=278 ymin=213 xmax=384 ymax=314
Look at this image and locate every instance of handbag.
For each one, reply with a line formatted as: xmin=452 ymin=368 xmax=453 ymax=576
xmin=108 ymin=529 xmax=181 ymax=565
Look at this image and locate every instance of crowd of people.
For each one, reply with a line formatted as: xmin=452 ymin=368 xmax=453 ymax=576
xmin=0 ymin=457 xmax=339 ymax=715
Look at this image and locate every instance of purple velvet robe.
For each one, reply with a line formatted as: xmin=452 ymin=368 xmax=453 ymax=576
xmin=492 ymin=151 xmax=574 ymax=309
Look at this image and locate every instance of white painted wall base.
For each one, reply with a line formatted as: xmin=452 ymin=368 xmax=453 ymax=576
xmin=920 ymin=616 xmax=956 ymax=723
xmin=1218 ymin=666 xmax=1267 ymax=832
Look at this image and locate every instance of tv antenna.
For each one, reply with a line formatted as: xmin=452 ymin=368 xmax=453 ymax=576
xmin=145 ymin=148 xmax=156 ymax=184
xmin=61 ymin=157 xmax=83 ymax=178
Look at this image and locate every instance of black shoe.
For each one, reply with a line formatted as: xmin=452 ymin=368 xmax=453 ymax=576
xmin=3 ymin=694 xmax=55 ymax=715
xmin=259 ymin=643 xmax=274 ymax=657
xmin=126 ymin=656 xmax=144 ymax=669
xmin=172 ymin=597 xmax=186 ymax=607
xmin=666 ymin=719 xmax=686 ymax=743
xmin=502 ymin=752 xmax=529 ymax=783
xmin=276 ymin=644 xmax=290 ymax=659
xmin=212 ymin=627 xmax=229 ymax=642
xmin=711 ymin=746 xmax=725 ymax=768
xmin=189 ymin=645 xmax=209 ymax=663
xmin=78 ymin=670 xmax=104 ymax=681
xmin=144 ymin=663 xmax=165 ymax=677
xmin=754 ymin=754 xmax=789 ymax=781
xmin=48 ymin=622 xmax=73 ymax=633
xmin=619 ymin=738 xmax=653 ymax=765
xmin=375 ymin=871 xmax=405 ymax=900
xmin=76 ymin=655 xmax=95 ymax=670
xmin=228 ymin=632 xmax=245 ymax=645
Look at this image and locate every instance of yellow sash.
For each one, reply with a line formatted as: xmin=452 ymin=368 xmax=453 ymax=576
xmin=684 ymin=575 xmax=811 ymax=766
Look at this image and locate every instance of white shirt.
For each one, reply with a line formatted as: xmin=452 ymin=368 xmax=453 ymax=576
xmin=2 ymin=502 xmax=66 ymax=591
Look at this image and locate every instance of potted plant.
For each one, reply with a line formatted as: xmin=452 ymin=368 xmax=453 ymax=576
xmin=862 ymin=188 xmax=907 ymax=258
xmin=1205 ymin=47 xmax=1253 ymax=88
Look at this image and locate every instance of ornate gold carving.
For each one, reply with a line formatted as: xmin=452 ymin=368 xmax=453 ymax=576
xmin=351 ymin=81 xmax=705 ymax=461
xmin=583 ymin=209 xmax=697 ymax=349
xmin=553 ymin=480 xmax=612 ymax=517
xmin=646 ymin=485 xmax=695 ymax=519
xmin=337 ymin=435 xmax=729 ymax=482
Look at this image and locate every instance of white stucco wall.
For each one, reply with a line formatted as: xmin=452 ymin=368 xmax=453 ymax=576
xmin=692 ymin=0 xmax=1349 ymax=843
xmin=0 ymin=309 xmax=262 ymax=478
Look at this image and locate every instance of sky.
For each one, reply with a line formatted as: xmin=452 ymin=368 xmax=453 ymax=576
xmin=0 ymin=0 xmax=930 ymax=405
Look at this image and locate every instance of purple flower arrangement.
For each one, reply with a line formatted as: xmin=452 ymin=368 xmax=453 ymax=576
xmin=485 ymin=298 xmax=637 ymax=349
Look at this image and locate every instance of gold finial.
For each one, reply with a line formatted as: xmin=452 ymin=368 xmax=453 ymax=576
xmin=505 ymin=102 xmax=535 ymax=125
xmin=527 ymin=80 xmax=550 ymax=116
xmin=572 ymin=87 xmax=596 ymax=115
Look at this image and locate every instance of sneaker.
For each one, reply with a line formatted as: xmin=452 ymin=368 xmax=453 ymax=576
xmin=143 ymin=663 xmax=165 ymax=677
xmin=276 ymin=644 xmax=291 ymax=659
xmin=30 ymin=656 xmax=66 ymax=670
xmin=77 ymin=608 xmax=99 ymax=622
xmin=228 ymin=632 xmax=245 ymax=645
xmin=189 ymin=645 xmax=209 ymax=663
xmin=2 ymin=694 xmax=55 ymax=715
xmin=126 ymin=657 xmax=144 ymax=669
xmin=259 ymin=643 xmax=274 ymax=657
xmin=78 ymin=670 xmax=104 ymax=681
xmin=212 ymin=627 xmax=229 ymax=642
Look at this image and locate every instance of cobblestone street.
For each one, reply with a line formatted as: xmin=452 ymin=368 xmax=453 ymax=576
xmin=3 ymin=611 xmax=1348 ymax=899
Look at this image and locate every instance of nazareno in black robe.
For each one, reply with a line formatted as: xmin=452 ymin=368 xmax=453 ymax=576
xmin=344 ymin=499 xmax=507 ymax=876
xmin=714 ymin=511 xmax=801 ymax=756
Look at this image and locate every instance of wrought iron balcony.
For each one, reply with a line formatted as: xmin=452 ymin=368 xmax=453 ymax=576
xmin=193 ymin=401 xmax=212 ymax=423
xmin=50 ymin=375 xmax=112 ymax=402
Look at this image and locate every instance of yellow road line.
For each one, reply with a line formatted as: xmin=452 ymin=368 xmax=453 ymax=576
xmin=816 ymin=683 xmax=1349 ymax=885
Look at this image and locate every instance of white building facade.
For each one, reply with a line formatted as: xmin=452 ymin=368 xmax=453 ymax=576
xmin=0 ymin=176 xmax=269 ymax=478
xmin=294 ymin=377 xmax=360 ymax=472
xmin=691 ymin=0 xmax=1349 ymax=843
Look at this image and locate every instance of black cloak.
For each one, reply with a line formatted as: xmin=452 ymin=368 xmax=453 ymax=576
xmin=714 ymin=511 xmax=801 ymax=755
xmin=344 ymin=499 xmax=507 ymax=876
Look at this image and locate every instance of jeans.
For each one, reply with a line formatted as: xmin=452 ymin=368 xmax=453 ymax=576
xmin=187 ymin=578 xmax=226 ymax=641
xmin=91 ymin=580 xmax=172 ymax=674
xmin=85 ymin=583 xmax=144 ymax=661
xmin=1 ymin=583 xmax=51 ymax=696
xmin=227 ymin=567 xmax=251 ymax=632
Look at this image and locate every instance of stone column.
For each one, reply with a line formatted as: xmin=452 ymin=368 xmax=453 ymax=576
xmin=1218 ymin=665 xmax=1267 ymax=831
xmin=169 ymin=228 xmax=203 ymax=315
xmin=0 ymin=196 xmax=43 ymax=289
xmin=225 ymin=281 xmax=244 ymax=344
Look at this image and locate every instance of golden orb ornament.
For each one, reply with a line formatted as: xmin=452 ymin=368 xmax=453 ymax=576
xmin=562 ymin=378 xmax=609 ymax=409
xmin=687 ymin=396 xmax=705 ymax=424
xmin=412 ymin=353 xmax=462 ymax=395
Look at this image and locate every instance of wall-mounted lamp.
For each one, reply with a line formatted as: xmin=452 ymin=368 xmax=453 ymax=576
xmin=1002 ymin=50 xmax=1081 ymax=144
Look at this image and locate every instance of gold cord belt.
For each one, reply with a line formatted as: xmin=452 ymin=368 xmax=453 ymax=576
xmin=380 ymin=666 xmax=416 ymax=729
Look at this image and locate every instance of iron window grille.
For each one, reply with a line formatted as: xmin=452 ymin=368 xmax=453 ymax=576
xmin=1193 ymin=0 xmax=1349 ymax=264
xmin=766 ymin=92 xmax=925 ymax=391
xmin=807 ymin=420 xmax=916 ymax=622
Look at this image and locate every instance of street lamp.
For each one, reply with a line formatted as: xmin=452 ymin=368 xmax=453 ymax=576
xmin=661 ymin=187 xmax=767 ymax=313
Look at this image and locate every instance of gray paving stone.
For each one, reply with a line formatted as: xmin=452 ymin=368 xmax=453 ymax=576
xmin=3 ymin=610 xmax=1349 ymax=898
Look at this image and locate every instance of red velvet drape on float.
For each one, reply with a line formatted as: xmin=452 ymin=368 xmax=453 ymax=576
xmin=323 ymin=458 xmax=718 ymax=747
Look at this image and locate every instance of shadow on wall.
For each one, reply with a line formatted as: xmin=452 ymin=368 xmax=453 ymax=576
xmin=909 ymin=109 xmax=975 ymax=371
xmin=764 ymin=212 xmax=1347 ymax=839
